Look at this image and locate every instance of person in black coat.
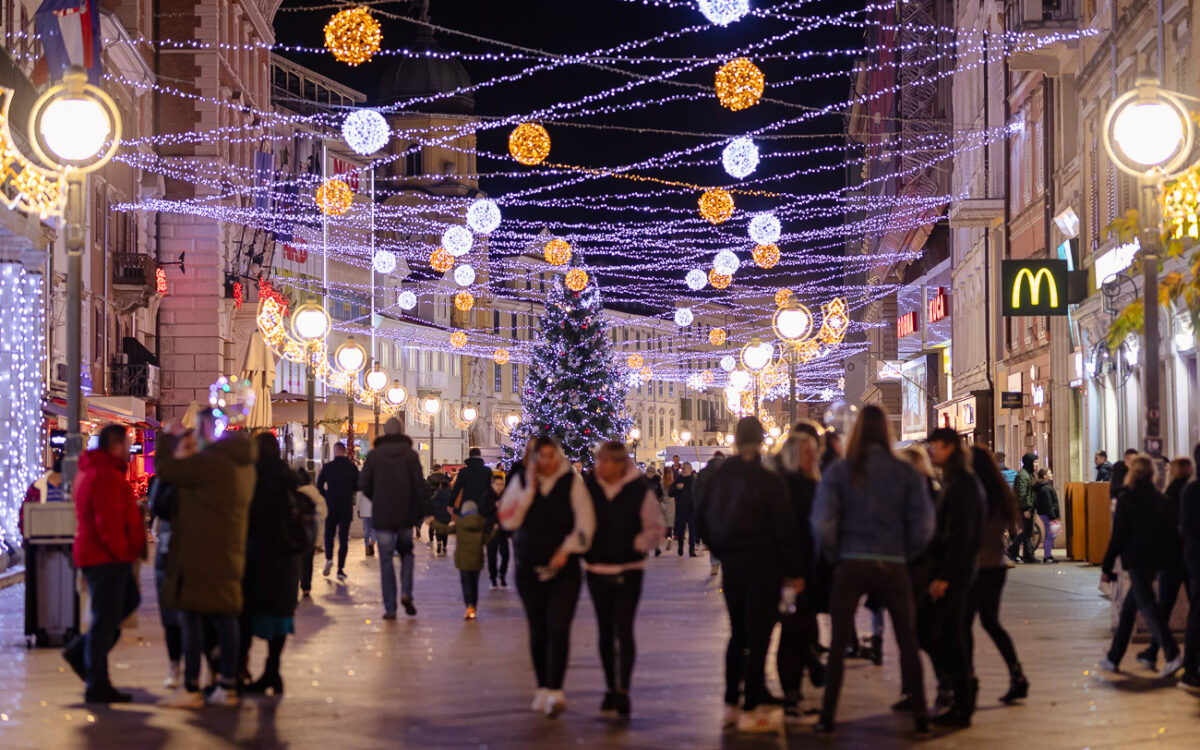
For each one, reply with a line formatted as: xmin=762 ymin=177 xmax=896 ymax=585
xmin=923 ymin=428 xmax=986 ymax=728
xmin=481 ymin=474 xmax=511 ymax=589
xmin=1100 ymin=454 xmax=1183 ymax=677
xmin=317 ymin=442 xmax=359 ymax=578
xmin=1109 ymin=448 xmax=1138 ymax=502
xmin=671 ymin=463 xmax=697 ymax=557
xmin=241 ymin=433 xmax=302 ymax=695
xmin=1094 ymin=451 xmax=1113 ymax=482
xmin=1137 ymin=457 xmax=1194 ymax=669
xmin=1179 ymin=444 xmax=1200 ymax=688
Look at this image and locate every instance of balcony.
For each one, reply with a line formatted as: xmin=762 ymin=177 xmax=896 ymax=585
xmin=416 ymin=370 xmax=450 ymax=391
xmin=1004 ymin=0 xmax=1080 ymax=75
xmin=110 ymin=363 xmax=160 ymax=400
xmin=111 ymin=253 xmax=159 ymax=312
xmin=948 ymin=197 xmax=1005 ymax=228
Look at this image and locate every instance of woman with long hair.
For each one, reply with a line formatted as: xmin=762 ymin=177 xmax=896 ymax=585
xmin=967 ymin=445 xmax=1028 ymax=704
xmin=499 ymin=437 xmax=595 ymax=717
xmin=1138 ymin=457 xmax=1194 ymax=669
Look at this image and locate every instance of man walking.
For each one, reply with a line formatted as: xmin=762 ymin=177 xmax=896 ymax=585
xmin=694 ymin=450 xmax=726 ymax=576
xmin=360 ymin=418 xmax=426 ymax=619
xmin=452 ymin=447 xmax=491 ymax=511
xmin=63 ymin=424 xmax=145 ymax=703
xmin=318 ymin=442 xmax=360 ymax=580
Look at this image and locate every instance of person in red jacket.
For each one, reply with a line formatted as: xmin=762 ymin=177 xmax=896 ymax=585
xmin=62 ymin=424 xmax=146 ymax=704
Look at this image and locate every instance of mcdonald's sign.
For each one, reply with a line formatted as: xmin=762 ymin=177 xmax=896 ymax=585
xmin=1001 ymin=260 xmax=1069 ymax=316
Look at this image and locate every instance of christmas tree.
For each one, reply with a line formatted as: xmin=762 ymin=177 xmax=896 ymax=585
xmin=506 ymin=262 xmax=632 ymax=467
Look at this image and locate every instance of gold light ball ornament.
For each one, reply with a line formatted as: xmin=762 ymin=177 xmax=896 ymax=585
xmin=509 ymin=123 xmax=551 ymax=166
xmin=494 ymin=348 xmax=510 ymax=365
xmin=450 ymin=331 xmax=467 ymax=348
xmin=640 ymin=366 xmax=652 ymax=379
xmin=543 ymin=238 xmax=572 ymax=266
xmin=752 ymin=243 xmax=780 ymax=269
xmin=715 ymin=57 xmax=765 ymax=111
xmin=324 ymin=8 xmax=382 ymax=66
xmin=315 ymin=179 xmax=353 ymax=215
xmin=701 ymin=370 xmax=715 ymax=385
xmin=454 ymin=291 xmax=475 ymax=311
xmin=775 ymin=288 xmax=793 ymax=305
xmin=708 ymin=269 xmax=732 ymax=289
xmin=627 ymin=353 xmax=644 ymax=369
xmin=429 ymin=248 xmax=454 ymax=273
xmin=709 ymin=327 xmax=727 ymax=346
xmin=699 ymin=188 xmax=735 ymax=224
xmin=565 ymin=268 xmax=588 ymax=292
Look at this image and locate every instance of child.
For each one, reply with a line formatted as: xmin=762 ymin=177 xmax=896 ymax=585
xmin=431 ymin=479 xmax=454 ymax=555
xmin=430 ymin=501 xmax=496 ymax=619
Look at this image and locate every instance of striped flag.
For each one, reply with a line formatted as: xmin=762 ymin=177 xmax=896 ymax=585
xmin=34 ymin=0 xmax=102 ymax=83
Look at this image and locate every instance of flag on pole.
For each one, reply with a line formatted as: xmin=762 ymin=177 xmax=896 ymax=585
xmin=35 ymin=0 xmax=102 ymax=83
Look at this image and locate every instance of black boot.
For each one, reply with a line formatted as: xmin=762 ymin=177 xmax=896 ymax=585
xmin=863 ymin=634 xmax=883 ymax=666
xmin=1000 ymin=666 xmax=1029 ymax=704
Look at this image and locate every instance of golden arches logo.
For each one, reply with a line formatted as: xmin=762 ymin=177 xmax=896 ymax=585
xmin=1011 ymin=267 xmax=1059 ymax=309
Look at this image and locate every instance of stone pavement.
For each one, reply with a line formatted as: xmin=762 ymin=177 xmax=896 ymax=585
xmin=1 ymin=537 xmax=1198 ymax=750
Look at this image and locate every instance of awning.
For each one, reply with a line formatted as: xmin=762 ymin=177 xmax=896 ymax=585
xmin=44 ymin=396 xmax=159 ymax=429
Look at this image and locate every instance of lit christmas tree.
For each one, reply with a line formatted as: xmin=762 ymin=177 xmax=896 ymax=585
xmin=505 ymin=262 xmax=632 ymax=467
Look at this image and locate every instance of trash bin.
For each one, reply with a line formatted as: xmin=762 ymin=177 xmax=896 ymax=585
xmin=23 ymin=503 xmax=79 ymax=648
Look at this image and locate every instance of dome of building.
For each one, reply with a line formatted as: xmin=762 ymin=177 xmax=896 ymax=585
xmin=378 ymin=32 xmax=474 ymax=115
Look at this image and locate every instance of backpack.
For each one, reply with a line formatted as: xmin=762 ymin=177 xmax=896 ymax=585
xmin=282 ymin=487 xmax=317 ymax=554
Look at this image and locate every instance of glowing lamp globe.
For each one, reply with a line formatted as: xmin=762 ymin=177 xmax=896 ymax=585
xmin=713 ymin=249 xmax=740 ymax=276
xmin=680 ymin=430 xmax=693 ymax=444
xmin=775 ymin=305 xmax=813 ymax=341
xmin=698 ymin=0 xmax=750 ymax=26
xmin=372 ymin=250 xmax=397 ymax=274
xmin=442 ymin=225 xmax=473 ymax=257
xmin=674 ymin=307 xmax=694 ymax=327
xmin=752 ymin=243 xmax=780 ymax=269
xmin=722 ymin=137 xmax=759 ymax=179
xmin=715 ymin=58 xmax=765 ymax=111
xmin=342 ymin=109 xmax=389 ymax=155
xmin=768 ymin=425 xmax=782 ymax=438
xmin=365 ymin=365 xmax=389 ymax=392
xmin=324 ymin=7 xmax=382 ymax=66
xmin=709 ymin=270 xmax=732 ymax=289
xmin=493 ymin=348 xmax=510 ymax=365
xmin=699 ymin=188 xmax=735 ymax=224
xmin=1110 ymin=100 xmax=1187 ymax=169
xmin=629 ymin=427 xmax=642 ymax=441
xmin=749 ymin=213 xmax=781 ymax=244
xmin=385 ymin=381 xmax=407 ymax=406
xmin=509 ymin=123 xmax=551 ymax=165
xmin=430 ymin=248 xmax=454 ymax=273
xmin=729 ymin=369 xmax=751 ymax=391
xmin=709 ymin=327 xmax=727 ymax=346
xmin=291 ymin=300 xmax=330 ymax=342
xmin=450 ymin=331 xmax=467 ymax=348
xmin=685 ymin=269 xmax=708 ymax=291
xmin=627 ymin=354 xmax=644 ymax=369
xmin=397 ymin=290 xmax=417 ymax=310
xmin=461 ymin=405 xmax=479 ymax=423
xmin=505 ymin=413 xmax=521 ymax=430
xmin=453 ymin=264 xmax=476 ymax=287
xmin=334 ymin=337 xmax=367 ymax=373
xmin=422 ymin=396 xmax=442 ymax=416
xmin=720 ymin=355 xmax=736 ymax=372
xmin=454 ymin=291 xmax=475 ymax=311
xmin=37 ymin=96 xmax=113 ymax=163
xmin=565 ymin=268 xmax=588 ymax=292
xmin=741 ymin=339 xmax=774 ymax=371
xmin=544 ymin=238 xmax=572 ymax=266
xmin=466 ymin=198 xmax=501 ymax=234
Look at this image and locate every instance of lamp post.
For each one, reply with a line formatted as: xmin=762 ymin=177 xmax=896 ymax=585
xmin=460 ymin=403 xmax=479 ymax=456
xmin=334 ymin=336 xmax=366 ymax=458
xmin=772 ymin=301 xmax=815 ymax=427
xmin=28 ymin=67 xmax=121 ymax=490
xmin=422 ymin=394 xmax=442 ymax=468
xmin=365 ymin=360 xmax=389 ymax=440
xmin=1102 ymin=70 xmax=1195 ymax=458
xmin=740 ymin=338 xmax=774 ymax=420
xmin=292 ymin=297 xmax=331 ymax=470
xmin=385 ymin=379 xmax=408 ymax=422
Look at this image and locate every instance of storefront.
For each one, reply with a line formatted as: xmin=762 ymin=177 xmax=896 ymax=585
xmin=895 ymin=260 xmax=953 ymax=442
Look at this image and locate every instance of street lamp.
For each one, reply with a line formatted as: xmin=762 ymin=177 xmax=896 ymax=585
xmin=773 ymin=301 xmax=815 ymax=427
xmin=1102 ymin=69 xmax=1196 ymax=458
xmin=365 ymin=360 xmax=389 ymax=439
xmin=680 ymin=429 xmax=692 ymax=445
xmin=385 ymin=380 xmax=408 ymax=407
xmin=422 ymin=394 xmax=442 ymax=467
xmin=334 ymin=336 xmax=366 ymax=457
xmin=28 ymin=67 xmax=121 ymax=490
xmin=292 ymin=297 xmax=330 ymax=469
xmin=739 ymin=338 xmax=773 ymax=420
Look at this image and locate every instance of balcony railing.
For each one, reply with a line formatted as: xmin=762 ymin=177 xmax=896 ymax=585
xmin=111 ymin=253 xmax=157 ymax=288
xmin=110 ymin=363 xmax=160 ymax=400
xmin=1004 ymin=0 xmax=1076 ymax=33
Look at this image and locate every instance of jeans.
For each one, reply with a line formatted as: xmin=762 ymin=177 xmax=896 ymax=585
xmin=674 ymin=511 xmax=696 ymax=556
xmin=1144 ymin=566 xmax=1189 ymax=661
xmin=966 ymin=566 xmax=1022 ymax=675
xmin=720 ymin=556 xmax=779 ymax=710
xmin=375 ymin=528 xmax=414 ymax=615
xmin=515 ymin=561 xmax=582 ymax=690
xmin=823 ymin=560 xmax=927 ymax=727
xmin=586 ymin=570 xmax=643 ymax=693
xmin=1039 ymin=515 xmax=1057 ymax=559
xmin=76 ymin=563 xmax=140 ymax=689
xmin=1109 ymin=566 xmax=1179 ymax=665
xmin=325 ymin=504 xmax=353 ymax=571
xmin=361 ymin=516 xmax=374 ymax=548
xmin=918 ymin=572 xmax=976 ymax=717
xmin=180 ymin=612 xmax=238 ymax=689
xmin=487 ymin=528 xmax=511 ymax=584
xmin=461 ymin=570 xmax=480 ymax=608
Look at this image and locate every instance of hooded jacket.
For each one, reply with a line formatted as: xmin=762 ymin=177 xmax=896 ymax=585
xmin=430 ymin=510 xmax=496 ymax=572
xmin=583 ymin=462 xmax=665 ymax=574
xmin=1034 ymin=480 xmax=1061 ymax=519
xmin=499 ymin=448 xmax=594 ymax=567
xmin=452 ymin=455 xmax=492 ymax=509
xmin=73 ymin=449 xmax=145 ymax=568
xmin=359 ymin=434 xmax=427 ymax=531
xmin=1013 ymin=453 xmax=1037 ymax=511
xmin=155 ymin=431 xmax=255 ymax=614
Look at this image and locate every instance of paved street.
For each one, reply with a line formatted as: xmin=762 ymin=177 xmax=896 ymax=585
xmin=0 ymin=539 xmax=1197 ymax=749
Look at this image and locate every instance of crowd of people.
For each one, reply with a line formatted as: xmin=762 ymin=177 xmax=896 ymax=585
xmin=47 ymin=401 xmax=1200 ymax=740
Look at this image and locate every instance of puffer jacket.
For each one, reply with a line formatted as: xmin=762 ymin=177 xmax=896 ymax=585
xmin=359 ymin=435 xmax=426 ymax=531
xmin=430 ymin=511 xmax=496 ymax=572
xmin=155 ymin=431 xmax=255 ymax=614
xmin=73 ymin=449 xmax=145 ymax=568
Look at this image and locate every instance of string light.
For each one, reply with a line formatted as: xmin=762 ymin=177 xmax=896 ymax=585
xmin=722 ymin=137 xmax=759 ymax=179
xmin=708 ymin=270 xmax=732 ymax=289
xmin=324 ymin=7 xmax=382 ymax=66
xmin=466 ymin=198 xmax=502 ymax=233
xmin=0 ymin=263 xmax=43 ymax=546
xmin=709 ymin=327 xmax=727 ymax=345
xmin=544 ymin=238 xmax=572 ymax=265
xmin=442 ymin=225 xmax=472 ymax=256
xmin=454 ymin=291 xmax=475 ymax=311
xmin=372 ymin=250 xmax=396 ymax=274
xmin=453 ymin=264 xmax=476 ymax=286
xmin=450 ymin=331 xmax=467 ymax=348
xmin=715 ymin=57 xmax=764 ymax=111
xmin=315 ymin=179 xmax=353 ymax=215
xmin=674 ymin=307 xmax=694 ymax=327
xmin=713 ymin=249 xmax=740 ymax=275
xmin=342 ymin=109 xmax=389 ymax=155
xmin=775 ymin=289 xmax=793 ymax=305
xmin=752 ymin=243 xmax=780 ymax=268
xmin=430 ymin=248 xmax=454 ymax=273
xmin=565 ymin=268 xmax=588 ymax=291
xmin=698 ymin=0 xmax=751 ymax=26
xmin=699 ymin=187 xmax=735 ymax=223
xmin=509 ymin=123 xmax=551 ymax=165
xmin=749 ymin=212 xmax=781 ymax=244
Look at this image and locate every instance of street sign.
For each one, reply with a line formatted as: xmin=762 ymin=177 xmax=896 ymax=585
xmin=1000 ymin=392 xmax=1023 ymax=409
xmin=1002 ymin=260 xmax=1069 ymax=316
xmin=1102 ymin=272 xmax=1137 ymax=317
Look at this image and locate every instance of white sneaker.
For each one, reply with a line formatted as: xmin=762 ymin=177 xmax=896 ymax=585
xmin=544 ymin=690 xmax=567 ymax=718
xmin=531 ymin=688 xmax=549 ymax=712
xmin=1161 ymin=655 xmax=1185 ymax=678
xmin=163 ymin=661 xmax=181 ymax=689
xmin=207 ymin=685 xmax=239 ymax=707
xmin=736 ymin=705 xmax=784 ymax=734
xmin=1098 ymin=657 xmax=1119 ymax=673
xmin=723 ymin=704 xmax=741 ymax=729
xmin=159 ymin=689 xmax=205 ymax=709
xmin=322 ymin=560 xmax=333 ymax=577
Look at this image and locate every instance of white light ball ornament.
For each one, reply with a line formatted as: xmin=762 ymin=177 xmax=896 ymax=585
xmin=466 ymin=198 xmax=501 ymax=234
xmin=341 ymin=109 xmax=389 ymax=155
xmin=685 ymin=269 xmax=708 ymax=291
xmin=372 ymin=250 xmax=396 ymax=274
xmin=720 ymin=355 xmax=736 ymax=372
xmin=453 ymin=264 xmax=476 ymax=287
xmin=442 ymin=225 xmax=473 ymax=257
xmin=749 ymin=213 xmax=781 ymax=244
xmin=1111 ymin=101 xmax=1186 ymax=168
xmin=729 ymin=369 xmax=751 ymax=391
xmin=674 ymin=307 xmax=694 ymax=327
xmin=713 ymin=249 xmax=740 ymax=276
xmin=698 ymin=0 xmax=750 ymax=26
xmin=722 ymin=137 xmax=759 ymax=179
xmin=397 ymin=290 xmax=417 ymax=310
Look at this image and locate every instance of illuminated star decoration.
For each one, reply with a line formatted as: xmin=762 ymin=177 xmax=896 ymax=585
xmin=341 ymin=109 xmax=389 ymax=155
xmin=722 ymin=137 xmax=759 ymax=179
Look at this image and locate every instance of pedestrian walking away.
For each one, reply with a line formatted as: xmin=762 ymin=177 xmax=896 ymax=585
xmin=148 ymin=432 xmax=194 ymax=691
xmin=1137 ymin=457 xmax=1193 ymax=670
xmin=318 ymin=442 xmax=359 ymax=581
xmin=360 ymin=418 xmax=426 ymax=619
xmin=1179 ymin=443 xmax=1200 ymax=689
xmin=296 ymin=469 xmax=326 ymax=597
xmin=582 ymin=441 xmax=664 ymax=720
xmin=694 ymin=451 xmax=725 ymax=575
xmin=499 ymin=437 xmax=594 ymax=719
xmin=63 ymin=424 xmax=146 ymax=705
xmin=430 ymin=500 xmax=497 ymax=619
